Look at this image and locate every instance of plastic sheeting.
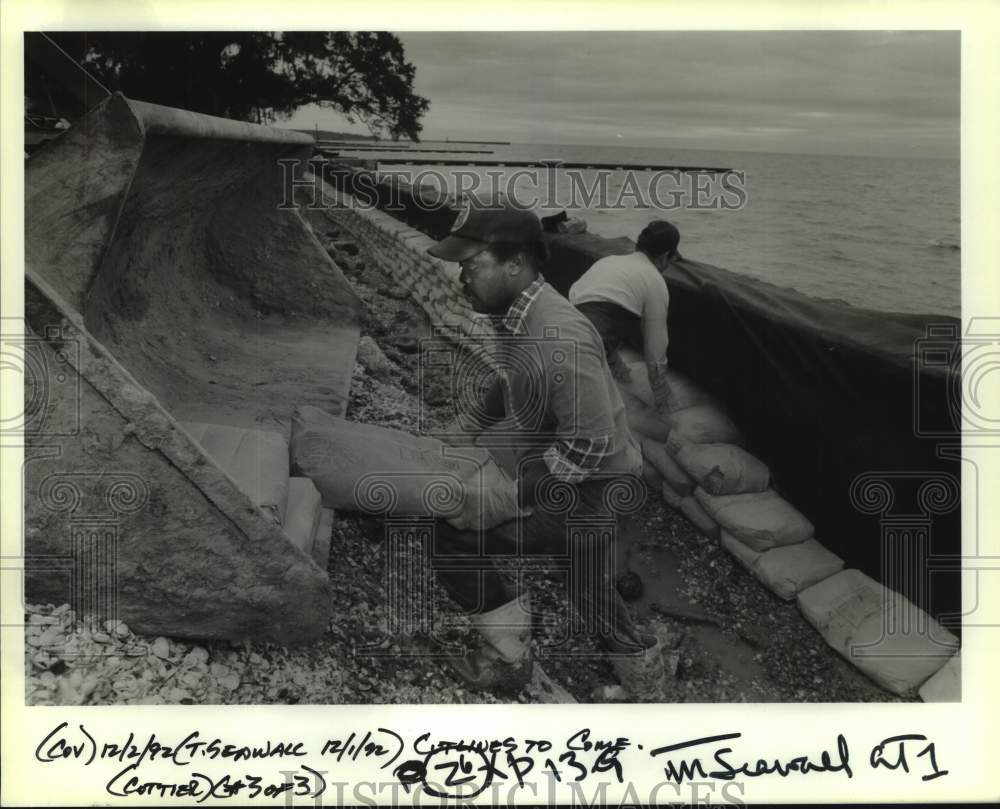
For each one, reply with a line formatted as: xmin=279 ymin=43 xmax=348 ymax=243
xmin=543 ymin=232 xmax=961 ymax=628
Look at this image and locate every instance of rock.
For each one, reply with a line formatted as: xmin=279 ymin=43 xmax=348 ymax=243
xmin=38 ymin=627 xmax=63 ymax=647
xmin=590 ymin=684 xmax=629 ymax=702
xmin=386 ymin=332 xmax=419 ymax=354
xmin=184 ymin=647 xmax=209 ymax=667
xmin=615 ymin=571 xmax=644 ymax=602
xmin=356 ymin=336 xmax=398 ymax=381
xmin=112 ymin=676 xmax=140 ymax=699
xmin=210 ymin=663 xmax=231 ymax=679
xmin=179 ymin=670 xmax=204 ymax=689
xmin=151 ymin=637 xmax=171 ymax=659
xmin=377 ymin=282 xmax=411 ymax=301
xmin=79 ymin=673 xmax=99 ymax=704
xmin=525 ymin=665 xmax=576 ymax=704
xmin=58 ymin=679 xmax=81 ymax=705
xmin=221 ymin=673 xmax=241 ymax=692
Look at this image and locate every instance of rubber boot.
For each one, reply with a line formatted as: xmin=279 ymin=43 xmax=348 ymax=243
xmin=450 ymin=594 xmax=533 ymax=696
xmin=610 ymin=625 xmax=682 ymax=702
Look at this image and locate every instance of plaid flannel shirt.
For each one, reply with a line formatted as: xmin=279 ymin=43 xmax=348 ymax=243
xmin=495 ymin=275 xmax=612 ymax=483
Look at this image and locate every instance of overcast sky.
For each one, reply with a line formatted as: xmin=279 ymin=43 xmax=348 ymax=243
xmin=285 ymin=31 xmax=959 ymax=158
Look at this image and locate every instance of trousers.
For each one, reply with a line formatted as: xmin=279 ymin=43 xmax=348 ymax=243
xmin=432 ymin=473 xmax=646 ymax=651
xmin=574 ymin=300 xmax=644 ymax=358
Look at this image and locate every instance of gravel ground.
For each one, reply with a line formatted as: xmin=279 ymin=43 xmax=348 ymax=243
xmin=23 ymin=227 xmax=903 ymax=706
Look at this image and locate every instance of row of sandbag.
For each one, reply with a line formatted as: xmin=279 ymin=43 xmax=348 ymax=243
xmin=616 ymin=353 xmax=836 ymax=600
xmin=615 ymin=350 xmax=959 ymax=699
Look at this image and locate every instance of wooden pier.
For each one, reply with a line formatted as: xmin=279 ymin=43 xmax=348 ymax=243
xmin=317 ymin=152 xmax=734 ymax=173
xmin=320 ymin=146 xmax=495 ymax=154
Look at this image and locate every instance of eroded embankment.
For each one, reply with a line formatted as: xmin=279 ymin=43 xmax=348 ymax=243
xmin=26 ymin=219 xmax=902 ymax=705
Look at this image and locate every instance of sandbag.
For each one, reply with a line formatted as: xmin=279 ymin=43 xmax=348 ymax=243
xmin=474 ymin=420 xmax=548 ymax=479
xmin=798 ymin=569 xmax=960 ymax=697
xmin=618 ymin=347 xmax=715 ymax=413
xmin=694 ymin=487 xmax=813 ymax=552
xmin=642 ymin=459 xmax=663 ymax=490
xmin=617 ymin=386 xmax=671 ymax=442
xmin=918 ymin=653 xmax=960 ymax=702
xmin=290 ymin=405 xmax=493 ymax=518
xmin=616 ymin=348 xmax=654 ymax=406
xmin=662 ymin=369 xmax=716 ymax=413
xmin=720 ymin=534 xmax=844 ymax=600
xmin=675 ymin=443 xmax=770 ymax=495
xmin=665 ymin=404 xmax=743 ymax=453
xmin=640 ymin=436 xmax=694 ymax=496
xmin=182 ymin=421 xmax=289 ymax=521
xmin=284 ymin=477 xmax=322 ymax=553
xmin=660 ymin=479 xmax=682 ymax=508
xmin=662 ymin=482 xmax=720 ymax=539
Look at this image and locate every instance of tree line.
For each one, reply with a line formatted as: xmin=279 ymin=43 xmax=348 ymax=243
xmin=46 ymin=31 xmax=430 ymax=140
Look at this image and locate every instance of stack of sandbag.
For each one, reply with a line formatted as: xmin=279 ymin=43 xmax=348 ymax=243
xmin=722 ymin=536 xmax=844 ymax=601
xmin=616 ymin=349 xmax=961 ymax=699
xmin=797 ymin=569 xmax=959 ymax=697
xmin=616 ymin=350 xmax=715 ymax=413
xmin=289 ymin=405 xmax=517 ymax=527
xmin=615 ymin=348 xmax=842 ymax=602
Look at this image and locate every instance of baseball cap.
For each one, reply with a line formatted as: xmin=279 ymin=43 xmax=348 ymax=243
xmin=636 ymin=220 xmax=680 ymax=258
xmin=428 ymin=199 xmax=543 ymax=262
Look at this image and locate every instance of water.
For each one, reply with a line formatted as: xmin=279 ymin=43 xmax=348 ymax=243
xmin=367 ymin=143 xmax=960 ymax=317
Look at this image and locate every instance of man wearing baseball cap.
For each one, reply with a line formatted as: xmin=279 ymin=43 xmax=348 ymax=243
xmin=569 ymin=219 xmax=680 ymax=414
xmin=426 ymin=198 xmax=675 ymax=700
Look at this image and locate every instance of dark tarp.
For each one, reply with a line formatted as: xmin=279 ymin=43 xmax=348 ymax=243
xmin=544 ymin=233 xmax=961 ymax=629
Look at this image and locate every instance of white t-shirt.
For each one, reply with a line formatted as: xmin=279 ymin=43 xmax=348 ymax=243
xmin=568 ymin=250 xmax=669 ymax=318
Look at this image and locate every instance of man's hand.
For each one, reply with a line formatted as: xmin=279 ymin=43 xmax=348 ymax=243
xmin=647 ymin=359 xmax=674 ymax=416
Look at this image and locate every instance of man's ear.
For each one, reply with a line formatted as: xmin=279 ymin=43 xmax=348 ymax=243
xmin=504 ymin=251 xmax=525 ymax=276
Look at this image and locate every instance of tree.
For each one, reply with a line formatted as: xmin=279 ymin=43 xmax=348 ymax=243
xmin=47 ymin=31 xmax=430 ymax=140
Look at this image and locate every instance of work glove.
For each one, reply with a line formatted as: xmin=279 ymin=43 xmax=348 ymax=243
xmin=647 ymin=359 xmax=674 ymax=416
xmin=447 ymin=459 xmax=530 ymax=531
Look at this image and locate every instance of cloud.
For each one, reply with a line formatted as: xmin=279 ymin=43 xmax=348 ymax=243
xmin=389 ymin=30 xmax=959 ymax=157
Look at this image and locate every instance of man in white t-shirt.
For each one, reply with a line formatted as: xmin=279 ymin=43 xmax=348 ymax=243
xmin=569 ymin=220 xmax=679 ymax=414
